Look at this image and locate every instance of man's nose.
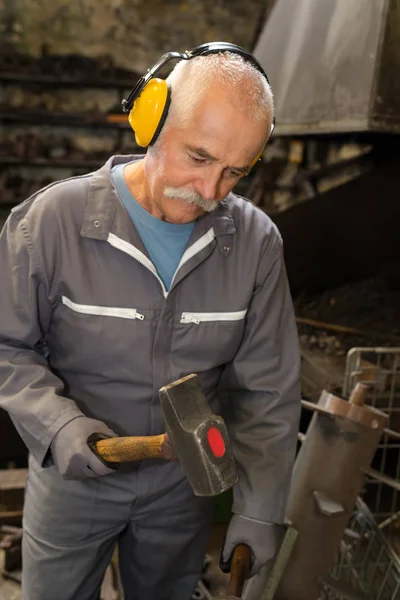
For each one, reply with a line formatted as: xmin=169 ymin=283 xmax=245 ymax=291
xmin=195 ymin=170 xmax=221 ymax=201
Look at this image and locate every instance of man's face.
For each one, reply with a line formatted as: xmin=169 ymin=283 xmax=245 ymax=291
xmin=144 ymin=90 xmax=270 ymax=224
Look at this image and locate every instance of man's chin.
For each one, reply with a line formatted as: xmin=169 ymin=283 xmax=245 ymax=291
xmin=162 ymin=202 xmax=204 ymax=224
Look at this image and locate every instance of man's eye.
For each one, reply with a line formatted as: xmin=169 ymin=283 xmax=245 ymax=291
xmin=189 ymin=155 xmax=206 ymax=164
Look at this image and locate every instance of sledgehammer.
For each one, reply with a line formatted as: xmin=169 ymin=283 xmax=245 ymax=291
xmin=88 ymin=374 xmax=238 ymax=496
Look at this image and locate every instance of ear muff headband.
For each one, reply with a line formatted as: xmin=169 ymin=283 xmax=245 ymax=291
xmin=122 ymin=42 xmax=275 ymax=148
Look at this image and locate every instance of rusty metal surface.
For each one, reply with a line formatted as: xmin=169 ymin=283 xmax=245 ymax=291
xmin=316 ymin=389 xmax=388 ymax=429
xmin=254 ymin=0 xmax=400 ymax=135
xmin=274 ymin=388 xmax=387 ymax=600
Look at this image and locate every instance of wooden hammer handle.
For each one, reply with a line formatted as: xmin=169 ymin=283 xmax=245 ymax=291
xmin=92 ymin=434 xmax=165 ymax=463
xmin=228 ymin=544 xmax=251 ymax=598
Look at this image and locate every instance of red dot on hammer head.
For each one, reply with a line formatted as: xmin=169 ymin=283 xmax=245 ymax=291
xmin=207 ymin=427 xmax=225 ymax=457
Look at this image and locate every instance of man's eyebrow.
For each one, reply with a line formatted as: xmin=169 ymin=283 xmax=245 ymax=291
xmin=186 ymin=145 xmax=250 ymax=173
xmin=187 ymin=145 xmax=217 ymax=161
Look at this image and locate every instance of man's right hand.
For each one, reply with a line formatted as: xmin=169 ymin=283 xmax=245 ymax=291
xmin=50 ymin=416 xmax=118 ymax=479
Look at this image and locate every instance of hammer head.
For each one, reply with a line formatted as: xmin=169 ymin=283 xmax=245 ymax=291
xmin=159 ymin=374 xmax=238 ymax=496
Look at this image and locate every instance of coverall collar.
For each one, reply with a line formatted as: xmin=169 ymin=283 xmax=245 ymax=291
xmin=80 ymin=155 xmax=237 ymax=252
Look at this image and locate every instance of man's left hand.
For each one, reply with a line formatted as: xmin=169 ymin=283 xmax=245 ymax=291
xmin=220 ymin=514 xmax=284 ymax=578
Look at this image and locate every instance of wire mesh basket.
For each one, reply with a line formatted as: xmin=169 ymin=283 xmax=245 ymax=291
xmin=321 ymin=498 xmax=400 ymax=600
xmin=343 ymin=348 xmax=400 ymax=519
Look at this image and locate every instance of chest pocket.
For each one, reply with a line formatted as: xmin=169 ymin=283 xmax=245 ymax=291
xmin=48 ymin=296 xmax=155 ymax=380
xmin=61 ymin=296 xmax=146 ymax=321
xmin=172 ymin=309 xmax=248 ymax=371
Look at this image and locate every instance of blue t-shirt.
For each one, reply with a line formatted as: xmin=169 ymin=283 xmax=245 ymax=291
xmin=111 ymin=164 xmax=195 ymax=290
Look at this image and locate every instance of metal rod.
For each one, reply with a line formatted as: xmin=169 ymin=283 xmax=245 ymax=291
xmin=363 ymin=468 xmax=400 ymax=493
xmin=1 ymin=109 xmax=131 ymax=129
xmin=296 ymin=317 xmax=400 ymax=344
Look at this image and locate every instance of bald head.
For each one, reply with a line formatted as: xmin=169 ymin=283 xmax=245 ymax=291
xmin=153 ymin=51 xmax=274 ymax=146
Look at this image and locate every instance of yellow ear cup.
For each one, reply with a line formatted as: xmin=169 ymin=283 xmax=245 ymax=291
xmin=128 ymin=78 xmax=169 ymax=147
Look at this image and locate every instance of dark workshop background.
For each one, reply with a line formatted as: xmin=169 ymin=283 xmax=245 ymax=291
xmin=0 ymin=0 xmax=400 ymax=482
xmin=1 ymin=1 xmax=400 ymax=598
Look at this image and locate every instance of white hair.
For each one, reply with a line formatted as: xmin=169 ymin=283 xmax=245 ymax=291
xmin=151 ymin=51 xmax=274 ymax=147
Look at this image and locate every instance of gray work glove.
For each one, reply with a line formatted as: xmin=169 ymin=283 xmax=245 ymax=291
xmin=50 ymin=416 xmax=118 ymax=480
xmin=220 ymin=514 xmax=284 ymax=578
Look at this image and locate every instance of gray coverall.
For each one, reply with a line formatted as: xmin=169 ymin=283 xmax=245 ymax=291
xmin=0 ymin=155 xmax=301 ymax=600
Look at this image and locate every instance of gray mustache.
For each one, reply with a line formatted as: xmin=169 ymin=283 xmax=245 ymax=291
xmin=164 ymin=187 xmax=218 ymax=212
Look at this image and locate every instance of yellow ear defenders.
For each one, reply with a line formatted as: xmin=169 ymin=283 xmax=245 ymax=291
xmin=122 ymin=42 xmax=275 ymax=151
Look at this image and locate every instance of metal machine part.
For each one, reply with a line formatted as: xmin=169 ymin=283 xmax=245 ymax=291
xmin=254 ymin=0 xmax=400 ymax=135
xmin=344 ymin=347 xmax=400 ymax=519
xmin=274 ymin=383 xmax=388 ymax=600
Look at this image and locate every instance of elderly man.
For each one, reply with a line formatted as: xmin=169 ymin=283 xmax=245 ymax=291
xmin=0 ymin=43 xmax=300 ymax=600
